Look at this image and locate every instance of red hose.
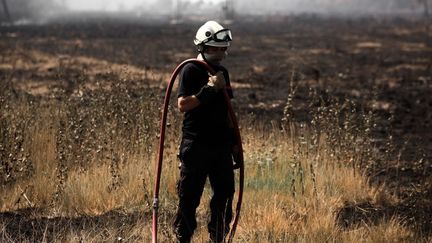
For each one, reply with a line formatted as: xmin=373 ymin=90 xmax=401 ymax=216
xmin=152 ymin=59 xmax=244 ymax=243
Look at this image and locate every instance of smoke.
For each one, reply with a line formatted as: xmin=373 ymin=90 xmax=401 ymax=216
xmin=60 ymin=0 xmax=427 ymax=16
xmin=59 ymin=0 xmax=426 ymax=15
xmin=1 ymin=0 xmax=64 ymax=21
xmin=234 ymin=0 xmax=423 ymax=15
xmin=0 ymin=0 xmax=428 ymax=24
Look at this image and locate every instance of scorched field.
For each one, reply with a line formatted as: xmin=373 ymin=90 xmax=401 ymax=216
xmin=0 ymin=15 xmax=431 ymax=242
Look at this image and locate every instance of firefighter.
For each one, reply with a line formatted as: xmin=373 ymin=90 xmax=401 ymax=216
xmin=174 ymin=20 xmax=239 ymax=243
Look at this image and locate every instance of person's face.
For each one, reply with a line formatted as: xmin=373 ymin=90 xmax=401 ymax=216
xmin=206 ymin=46 xmax=228 ymax=54
xmin=204 ymin=46 xmax=228 ymax=64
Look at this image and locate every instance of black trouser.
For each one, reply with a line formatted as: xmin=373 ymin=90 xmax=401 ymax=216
xmin=174 ymin=138 xmax=235 ymax=243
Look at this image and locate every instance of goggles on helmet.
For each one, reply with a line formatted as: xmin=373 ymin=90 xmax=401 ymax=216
xmin=204 ymin=29 xmax=232 ymax=44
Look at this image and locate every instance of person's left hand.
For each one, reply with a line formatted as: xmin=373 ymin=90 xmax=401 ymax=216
xmin=232 ymin=145 xmax=242 ymax=170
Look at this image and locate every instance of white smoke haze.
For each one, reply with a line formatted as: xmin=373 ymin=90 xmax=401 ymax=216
xmin=0 ymin=0 xmax=429 ymax=23
xmin=236 ymin=0 xmax=423 ymax=15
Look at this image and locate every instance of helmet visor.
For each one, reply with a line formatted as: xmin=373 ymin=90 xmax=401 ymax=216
xmin=213 ymin=29 xmax=232 ymax=42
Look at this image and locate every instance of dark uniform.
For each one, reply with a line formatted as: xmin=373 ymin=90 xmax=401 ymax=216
xmin=174 ymin=62 xmax=235 ymax=243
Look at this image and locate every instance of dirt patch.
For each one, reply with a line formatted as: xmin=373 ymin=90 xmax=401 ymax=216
xmin=336 ymin=199 xmax=432 ymax=235
xmin=0 ymin=208 xmax=148 ymax=242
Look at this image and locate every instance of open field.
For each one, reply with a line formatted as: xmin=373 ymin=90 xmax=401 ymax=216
xmin=1 ymin=15 xmax=431 ymax=242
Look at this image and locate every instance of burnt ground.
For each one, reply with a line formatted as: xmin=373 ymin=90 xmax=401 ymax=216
xmin=0 ymin=207 xmax=148 ymax=242
xmin=1 ymin=15 xmax=432 ymax=238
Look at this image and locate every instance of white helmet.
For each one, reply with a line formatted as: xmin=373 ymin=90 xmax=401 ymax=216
xmin=194 ymin=20 xmax=232 ymax=48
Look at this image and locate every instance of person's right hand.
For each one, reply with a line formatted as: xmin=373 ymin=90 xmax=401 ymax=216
xmin=207 ymin=71 xmax=226 ymax=90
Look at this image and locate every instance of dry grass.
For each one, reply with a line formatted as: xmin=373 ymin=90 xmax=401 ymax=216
xmin=3 ymin=64 xmax=431 ymax=243
xmin=1 ymin=87 xmax=421 ymax=242
xmin=1 ymin=19 xmax=431 ymax=243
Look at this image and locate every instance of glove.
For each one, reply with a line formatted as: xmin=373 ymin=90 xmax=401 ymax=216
xmin=195 ymin=71 xmax=225 ymax=105
xmin=232 ymin=145 xmax=243 ymax=170
xmin=207 ymin=71 xmax=226 ymax=90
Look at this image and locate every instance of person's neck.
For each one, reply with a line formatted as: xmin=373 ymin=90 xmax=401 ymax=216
xmin=197 ymin=53 xmax=221 ymax=66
